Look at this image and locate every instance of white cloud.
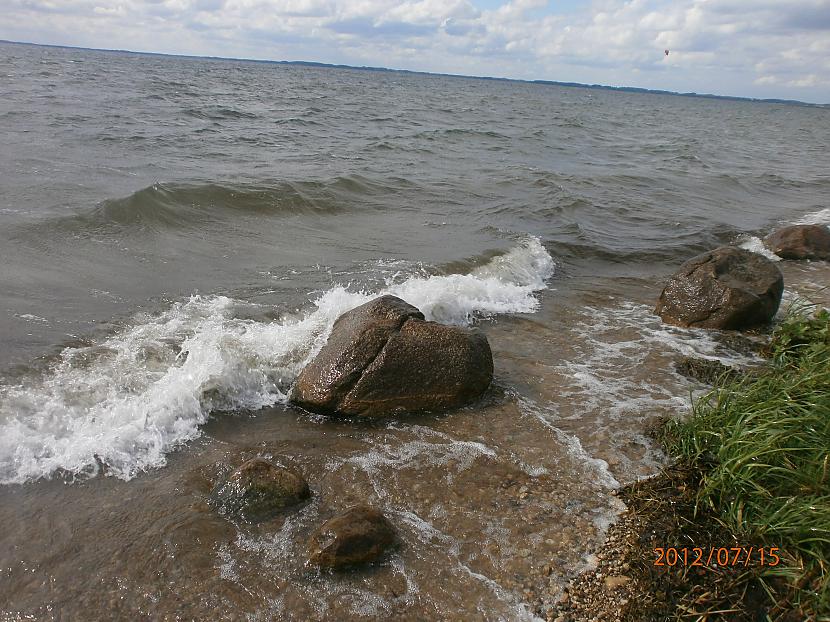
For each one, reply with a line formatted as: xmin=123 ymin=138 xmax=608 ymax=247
xmin=1 ymin=0 xmax=828 ymax=101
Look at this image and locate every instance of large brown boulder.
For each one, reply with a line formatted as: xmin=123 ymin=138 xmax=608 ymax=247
xmin=764 ymin=224 xmax=830 ymax=260
xmin=290 ymin=295 xmax=493 ymax=417
xmin=308 ymin=506 xmax=396 ymax=569
xmin=209 ymin=458 xmax=310 ymax=522
xmin=655 ymin=246 xmax=783 ymax=330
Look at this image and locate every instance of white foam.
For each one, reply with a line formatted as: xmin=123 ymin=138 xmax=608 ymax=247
xmin=533 ymin=302 xmax=765 ymax=481
xmin=344 ymin=439 xmax=498 ymax=489
xmin=0 ymin=237 xmax=554 ymax=484
xmin=737 ymin=235 xmax=781 ymax=261
xmin=386 ymin=236 xmax=554 ymax=324
xmin=516 ymin=395 xmax=620 ymax=490
xmin=793 ymin=208 xmax=830 ymax=226
xmin=394 ymin=510 xmax=542 ymax=621
xmin=554 ymin=302 xmax=761 ymax=425
xmin=215 ymin=543 xmax=240 ymax=582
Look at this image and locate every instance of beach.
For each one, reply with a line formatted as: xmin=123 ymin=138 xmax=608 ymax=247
xmin=1 ymin=40 xmax=828 ymax=620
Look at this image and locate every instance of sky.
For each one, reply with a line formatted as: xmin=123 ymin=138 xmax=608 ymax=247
xmin=2 ymin=0 xmax=829 ymax=103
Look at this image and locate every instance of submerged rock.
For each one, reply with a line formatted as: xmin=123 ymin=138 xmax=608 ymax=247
xmin=764 ymin=224 xmax=830 ymax=260
xmin=209 ymin=458 xmax=310 ymax=522
xmin=290 ymin=295 xmax=493 ymax=417
xmin=308 ymin=506 xmax=396 ymax=569
xmin=655 ymin=246 xmax=783 ymax=330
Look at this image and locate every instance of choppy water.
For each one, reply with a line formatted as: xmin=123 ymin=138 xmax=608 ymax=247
xmin=1 ymin=41 xmax=829 ymax=620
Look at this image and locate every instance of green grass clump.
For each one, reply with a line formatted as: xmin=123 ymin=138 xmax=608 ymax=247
xmin=663 ymin=306 xmax=830 ymax=618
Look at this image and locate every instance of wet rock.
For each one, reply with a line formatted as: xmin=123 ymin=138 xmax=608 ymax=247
xmin=674 ymin=356 xmax=740 ymax=385
xmin=308 ymin=505 xmax=396 ymax=569
xmin=209 ymin=458 xmax=310 ymax=522
xmin=764 ymin=224 xmax=830 ymax=260
xmin=291 ymin=295 xmax=493 ymax=417
xmin=655 ymin=246 xmax=783 ymax=330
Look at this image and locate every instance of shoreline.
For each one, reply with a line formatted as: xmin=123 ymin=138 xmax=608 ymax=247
xmin=542 ymin=303 xmax=830 ymax=622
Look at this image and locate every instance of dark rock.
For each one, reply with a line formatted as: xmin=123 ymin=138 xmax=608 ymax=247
xmin=290 ymin=295 xmax=493 ymax=417
xmin=655 ymin=247 xmax=783 ymax=330
xmin=291 ymin=296 xmax=424 ymax=413
xmin=209 ymin=458 xmax=310 ymax=522
xmin=308 ymin=505 xmax=396 ymax=569
xmin=674 ymin=357 xmax=740 ymax=385
xmin=764 ymin=224 xmax=830 ymax=260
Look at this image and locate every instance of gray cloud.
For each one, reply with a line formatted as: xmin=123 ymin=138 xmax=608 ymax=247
xmin=328 ymin=17 xmax=436 ymax=38
xmin=0 ymin=0 xmax=827 ymax=102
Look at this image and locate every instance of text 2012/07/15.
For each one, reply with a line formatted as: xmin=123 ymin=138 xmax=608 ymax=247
xmin=654 ymin=547 xmax=781 ymax=568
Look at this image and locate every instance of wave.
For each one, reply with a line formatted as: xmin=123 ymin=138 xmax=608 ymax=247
xmin=793 ymin=208 xmax=830 ymax=225
xmin=25 ymin=176 xmax=402 ymax=235
xmin=546 ymin=223 xmax=743 ymax=265
xmin=183 ymin=106 xmax=258 ymax=120
xmin=412 ymin=128 xmax=509 ymax=140
xmin=0 ymin=237 xmax=554 ymax=484
xmin=737 ymin=235 xmax=781 ymax=261
xmin=91 ymin=182 xmax=342 ymax=230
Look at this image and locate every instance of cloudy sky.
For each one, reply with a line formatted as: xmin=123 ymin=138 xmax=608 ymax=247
xmin=3 ymin=0 xmax=829 ymax=103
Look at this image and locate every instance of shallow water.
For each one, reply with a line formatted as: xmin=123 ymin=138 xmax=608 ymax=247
xmin=1 ymin=41 xmax=829 ymax=620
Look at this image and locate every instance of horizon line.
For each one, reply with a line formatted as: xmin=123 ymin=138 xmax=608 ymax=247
xmin=2 ymin=38 xmax=828 ymax=108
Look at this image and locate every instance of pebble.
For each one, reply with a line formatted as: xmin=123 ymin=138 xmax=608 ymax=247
xmin=603 ymin=575 xmax=631 ymax=590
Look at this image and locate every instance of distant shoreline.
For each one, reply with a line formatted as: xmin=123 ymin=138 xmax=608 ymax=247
xmin=3 ymin=38 xmax=828 ymax=109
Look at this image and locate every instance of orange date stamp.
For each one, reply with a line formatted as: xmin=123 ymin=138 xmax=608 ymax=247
xmin=654 ymin=547 xmax=781 ymax=568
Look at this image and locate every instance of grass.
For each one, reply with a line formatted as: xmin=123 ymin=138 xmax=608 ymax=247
xmin=660 ymin=304 xmax=830 ymax=619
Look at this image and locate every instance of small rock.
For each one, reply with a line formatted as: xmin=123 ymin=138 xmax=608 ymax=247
xmin=674 ymin=356 xmax=740 ymax=385
xmin=308 ymin=505 xmax=396 ymax=569
xmin=603 ymin=575 xmax=631 ymax=590
xmin=764 ymin=224 xmax=830 ymax=261
xmin=209 ymin=458 xmax=310 ymax=522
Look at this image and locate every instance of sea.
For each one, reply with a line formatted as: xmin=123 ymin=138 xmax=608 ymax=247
xmin=1 ymin=40 xmax=828 ymax=620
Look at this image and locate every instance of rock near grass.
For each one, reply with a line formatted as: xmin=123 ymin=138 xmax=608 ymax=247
xmin=290 ymin=295 xmax=493 ymax=418
xmin=655 ymin=246 xmax=783 ymax=330
xmin=674 ymin=356 xmax=741 ymax=385
xmin=209 ymin=458 xmax=310 ymax=522
xmin=308 ymin=506 xmax=396 ymax=569
xmin=764 ymin=224 xmax=830 ymax=261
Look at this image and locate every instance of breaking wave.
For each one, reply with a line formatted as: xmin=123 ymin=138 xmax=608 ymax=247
xmin=0 ymin=237 xmax=554 ymax=484
xmin=793 ymin=208 xmax=830 ymax=226
xmin=737 ymin=235 xmax=781 ymax=261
